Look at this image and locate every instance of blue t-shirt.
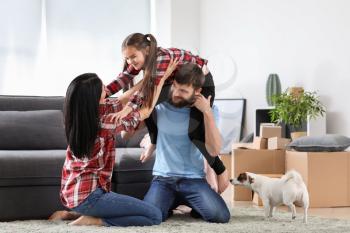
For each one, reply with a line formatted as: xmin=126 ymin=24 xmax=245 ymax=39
xmin=153 ymin=102 xmax=219 ymax=178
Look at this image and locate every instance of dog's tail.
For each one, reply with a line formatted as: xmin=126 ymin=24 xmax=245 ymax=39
xmin=281 ymin=170 xmax=304 ymax=185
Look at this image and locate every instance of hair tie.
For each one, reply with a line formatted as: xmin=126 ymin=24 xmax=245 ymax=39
xmin=145 ymin=35 xmax=151 ymax=42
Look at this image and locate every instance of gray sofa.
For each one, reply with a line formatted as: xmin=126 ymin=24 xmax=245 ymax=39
xmin=0 ymin=95 xmax=154 ymax=221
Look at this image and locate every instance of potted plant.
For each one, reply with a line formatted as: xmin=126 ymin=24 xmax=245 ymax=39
xmin=269 ymin=89 xmax=325 ymax=140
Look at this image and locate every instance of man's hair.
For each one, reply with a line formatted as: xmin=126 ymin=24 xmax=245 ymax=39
xmin=174 ymin=63 xmax=205 ymax=90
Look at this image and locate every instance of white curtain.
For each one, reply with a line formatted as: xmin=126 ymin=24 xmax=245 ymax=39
xmin=0 ymin=0 xmax=150 ymax=96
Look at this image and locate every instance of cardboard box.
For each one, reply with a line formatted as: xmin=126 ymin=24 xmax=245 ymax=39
xmin=252 ymin=174 xmax=284 ymax=206
xmin=286 ymin=151 xmax=350 ymax=208
xmin=252 ymin=192 xmax=263 ymax=206
xmin=268 ymin=137 xmax=291 ymax=150
xmin=260 ymin=125 xmax=282 ymax=138
xmin=253 ymin=137 xmax=268 ymax=149
xmin=232 ymin=137 xmax=267 ymax=150
xmin=231 ymin=149 xmax=285 ymax=201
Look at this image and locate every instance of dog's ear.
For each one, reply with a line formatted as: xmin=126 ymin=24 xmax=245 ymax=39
xmin=237 ymin=172 xmax=247 ymax=182
xmin=248 ymin=175 xmax=254 ymax=184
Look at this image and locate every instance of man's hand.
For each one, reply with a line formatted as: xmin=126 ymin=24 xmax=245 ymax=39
xmin=139 ymin=134 xmax=156 ymax=163
xmin=193 ymin=94 xmax=211 ymax=113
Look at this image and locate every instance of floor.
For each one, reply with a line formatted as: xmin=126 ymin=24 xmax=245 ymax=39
xmin=221 ymin=185 xmax=350 ymax=220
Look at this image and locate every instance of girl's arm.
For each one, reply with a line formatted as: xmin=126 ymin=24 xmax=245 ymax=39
xmin=106 ymin=58 xmax=179 ymax=131
xmin=106 ymin=64 xmax=141 ymax=97
xmin=118 ymin=80 xmax=143 ymax=106
xmin=138 ymin=58 xmax=179 ymax=120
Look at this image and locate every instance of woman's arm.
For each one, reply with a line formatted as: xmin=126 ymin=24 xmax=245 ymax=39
xmin=120 ymin=121 xmax=146 ymax=140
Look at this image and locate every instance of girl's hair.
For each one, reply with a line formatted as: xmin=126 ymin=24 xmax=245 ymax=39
xmin=122 ymin=33 xmax=158 ymax=108
xmin=64 ymin=73 xmax=102 ymax=159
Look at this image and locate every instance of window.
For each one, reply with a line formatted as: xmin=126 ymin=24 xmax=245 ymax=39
xmin=0 ymin=0 xmax=150 ymax=95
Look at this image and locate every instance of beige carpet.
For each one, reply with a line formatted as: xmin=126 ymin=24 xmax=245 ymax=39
xmin=1 ymin=207 xmax=350 ymax=233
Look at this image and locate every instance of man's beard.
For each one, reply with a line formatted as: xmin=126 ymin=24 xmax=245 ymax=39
xmin=168 ymin=89 xmax=196 ymax=108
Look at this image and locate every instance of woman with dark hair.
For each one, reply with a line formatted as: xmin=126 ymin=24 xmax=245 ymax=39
xmin=49 ymin=59 xmax=177 ymax=227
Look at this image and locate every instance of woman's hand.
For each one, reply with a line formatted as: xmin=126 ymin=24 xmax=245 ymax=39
xmin=109 ymin=105 xmax=133 ymax=124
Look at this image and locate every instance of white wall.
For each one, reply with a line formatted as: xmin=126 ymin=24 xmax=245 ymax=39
xmin=199 ymin=0 xmax=350 ymax=137
xmin=151 ymin=0 xmax=200 ymax=53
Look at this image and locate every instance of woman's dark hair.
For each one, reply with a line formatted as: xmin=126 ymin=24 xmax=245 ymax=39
xmin=122 ymin=33 xmax=157 ymax=108
xmin=64 ymin=73 xmax=102 ymax=159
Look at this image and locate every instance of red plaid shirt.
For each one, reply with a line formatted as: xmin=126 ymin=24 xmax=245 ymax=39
xmin=60 ymin=98 xmax=140 ymax=209
xmin=106 ymin=47 xmax=208 ymax=110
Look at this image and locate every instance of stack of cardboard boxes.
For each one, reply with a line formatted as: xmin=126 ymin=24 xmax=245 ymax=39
xmin=229 ymin=124 xmax=350 ymax=208
xmin=231 ymin=124 xmax=289 ymax=203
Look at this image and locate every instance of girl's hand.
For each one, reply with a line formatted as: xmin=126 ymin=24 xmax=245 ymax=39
xmin=109 ymin=106 xmax=133 ymax=124
xmin=202 ymin=64 xmax=209 ymax=75
xmin=161 ymin=58 xmax=179 ymax=83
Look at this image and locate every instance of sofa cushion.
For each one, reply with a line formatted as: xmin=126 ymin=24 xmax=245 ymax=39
xmin=287 ymin=134 xmax=350 ymax=152
xmin=0 ymin=149 xmax=154 ymax=187
xmin=0 ymin=150 xmax=66 ymax=186
xmin=115 ymin=127 xmax=148 ymax=148
xmin=113 ymin=148 xmax=155 ymax=184
xmin=0 ymin=95 xmax=64 ymax=111
xmin=0 ymin=110 xmax=67 ymax=150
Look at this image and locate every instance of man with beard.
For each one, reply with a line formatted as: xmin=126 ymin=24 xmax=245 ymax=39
xmin=142 ymin=63 xmax=230 ymax=223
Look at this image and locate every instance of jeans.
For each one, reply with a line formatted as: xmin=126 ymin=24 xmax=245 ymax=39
xmin=143 ymin=176 xmax=230 ymax=223
xmin=72 ymin=188 xmax=162 ymax=227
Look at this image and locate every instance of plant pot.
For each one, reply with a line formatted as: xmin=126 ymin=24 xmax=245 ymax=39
xmin=285 ymin=122 xmax=307 ymax=139
xmin=291 ymin=131 xmax=307 ymax=140
xmin=288 ymin=87 xmax=304 ymax=98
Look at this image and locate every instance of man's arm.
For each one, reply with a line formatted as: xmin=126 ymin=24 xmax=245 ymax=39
xmin=193 ymin=95 xmax=222 ymax=156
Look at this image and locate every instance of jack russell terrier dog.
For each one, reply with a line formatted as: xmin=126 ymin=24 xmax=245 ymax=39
xmin=230 ymin=170 xmax=309 ymax=223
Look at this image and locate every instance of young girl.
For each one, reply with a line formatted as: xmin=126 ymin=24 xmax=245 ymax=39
xmin=106 ymin=33 xmax=225 ymax=175
xmin=49 ymin=60 xmax=177 ymax=227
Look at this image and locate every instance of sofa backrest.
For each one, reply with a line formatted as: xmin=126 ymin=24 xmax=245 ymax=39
xmin=0 ymin=95 xmax=66 ymax=150
xmin=0 ymin=95 xmax=145 ymax=149
xmin=0 ymin=95 xmax=64 ymax=111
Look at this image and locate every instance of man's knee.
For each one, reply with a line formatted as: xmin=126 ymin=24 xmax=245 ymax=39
xmin=216 ymin=208 xmax=231 ymax=223
xmin=144 ymin=197 xmax=170 ymax=222
xmin=203 ymin=207 xmax=230 ymax=223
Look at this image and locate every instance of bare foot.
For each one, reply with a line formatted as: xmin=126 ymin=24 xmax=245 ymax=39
xmin=140 ymin=143 xmax=156 ymax=163
xmin=49 ymin=211 xmax=80 ymax=221
xmin=68 ymin=215 xmax=103 ymax=226
xmin=173 ymin=205 xmax=192 ymax=214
